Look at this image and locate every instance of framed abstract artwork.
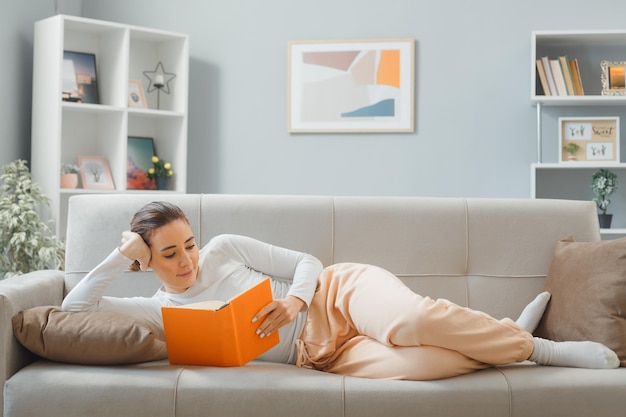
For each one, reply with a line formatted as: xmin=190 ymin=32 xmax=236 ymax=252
xmin=62 ymin=51 xmax=99 ymax=104
xmin=127 ymin=136 xmax=157 ymax=190
xmin=288 ymin=38 xmax=415 ymax=133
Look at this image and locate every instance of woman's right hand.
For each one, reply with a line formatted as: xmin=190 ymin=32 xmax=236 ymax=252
xmin=119 ymin=230 xmax=151 ymax=271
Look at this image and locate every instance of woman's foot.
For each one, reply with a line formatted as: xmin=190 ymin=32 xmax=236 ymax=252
xmin=516 ymin=291 xmax=551 ymax=333
xmin=530 ymin=337 xmax=619 ymax=369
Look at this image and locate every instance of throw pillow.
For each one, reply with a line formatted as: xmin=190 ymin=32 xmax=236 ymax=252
xmin=12 ymin=306 xmax=168 ymax=365
xmin=534 ymin=236 xmax=626 ymax=366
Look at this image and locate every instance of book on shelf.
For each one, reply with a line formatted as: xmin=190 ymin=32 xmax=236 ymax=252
xmin=536 ymin=59 xmax=552 ymax=95
xmin=569 ymin=58 xmax=585 ymax=95
xmin=540 ymin=56 xmax=558 ymax=97
xmin=549 ymin=58 xmax=568 ymax=96
xmin=559 ymin=56 xmax=576 ymax=96
xmin=161 ymin=278 xmax=279 ymax=367
xmin=537 ymin=55 xmax=585 ymax=96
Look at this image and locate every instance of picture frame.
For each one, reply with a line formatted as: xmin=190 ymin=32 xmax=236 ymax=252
xmin=127 ymin=136 xmax=156 ymax=190
xmin=77 ymin=156 xmax=114 ymax=189
xmin=62 ymin=51 xmax=99 ymax=104
xmin=128 ymin=79 xmax=147 ymax=109
xmin=287 ymin=38 xmax=415 ymax=133
xmin=601 ymin=61 xmax=626 ymax=96
xmin=558 ymin=117 xmax=620 ymax=163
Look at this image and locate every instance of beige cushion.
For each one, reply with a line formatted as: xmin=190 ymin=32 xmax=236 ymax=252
xmin=535 ymin=236 xmax=626 ymax=366
xmin=12 ymin=306 xmax=167 ymax=365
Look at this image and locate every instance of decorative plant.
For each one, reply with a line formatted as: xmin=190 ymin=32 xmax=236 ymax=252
xmin=0 ymin=160 xmax=65 ymax=278
xmin=591 ymin=168 xmax=618 ymax=215
xmin=61 ymin=163 xmax=80 ymax=174
xmin=563 ymin=142 xmax=581 ymax=157
xmin=147 ymin=156 xmax=173 ymax=180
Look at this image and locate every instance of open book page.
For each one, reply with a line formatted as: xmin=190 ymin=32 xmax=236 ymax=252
xmin=178 ymin=300 xmax=229 ymax=310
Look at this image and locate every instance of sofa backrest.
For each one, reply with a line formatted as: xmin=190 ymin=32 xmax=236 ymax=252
xmin=64 ymin=194 xmax=600 ymax=320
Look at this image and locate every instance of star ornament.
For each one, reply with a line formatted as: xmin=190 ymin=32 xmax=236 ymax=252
xmin=143 ymin=62 xmax=176 ymax=94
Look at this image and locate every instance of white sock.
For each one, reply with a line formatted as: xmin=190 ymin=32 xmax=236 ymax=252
xmin=515 ymin=291 xmax=551 ymax=333
xmin=530 ymin=337 xmax=619 ymax=369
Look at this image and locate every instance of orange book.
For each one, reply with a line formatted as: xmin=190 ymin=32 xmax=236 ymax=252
xmin=569 ymin=58 xmax=585 ymax=95
xmin=161 ymin=278 xmax=279 ymax=366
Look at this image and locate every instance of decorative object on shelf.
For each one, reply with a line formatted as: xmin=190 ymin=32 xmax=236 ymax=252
xmin=143 ymin=62 xmax=176 ymax=110
xmin=591 ymin=168 xmax=618 ymax=228
xmin=146 ymin=156 xmax=173 ymax=190
xmin=60 ymin=163 xmax=80 ymax=189
xmin=62 ymin=51 xmax=99 ymax=104
xmin=558 ymin=117 xmax=619 ymax=163
xmin=601 ymin=60 xmax=626 ymax=96
xmin=562 ymin=142 xmax=581 ymax=161
xmin=0 ymin=160 xmax=64 ymax=278
xmin=128 ymin=79 xmax=147 ymax=109
xmin=287 ymin=38 xmax=415 ymax=133
xmin=77 ymin=156 xmax=114 ymax=190
xmin=127 ymin=137 xmax=157 ymax=190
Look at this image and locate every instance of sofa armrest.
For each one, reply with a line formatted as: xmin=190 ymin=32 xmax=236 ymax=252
xmin=0 ymin=270 xmax=65 ymax=398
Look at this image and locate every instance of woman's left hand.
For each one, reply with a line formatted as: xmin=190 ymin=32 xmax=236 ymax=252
xmin=252 ymin=295 xmax=305 ymax=338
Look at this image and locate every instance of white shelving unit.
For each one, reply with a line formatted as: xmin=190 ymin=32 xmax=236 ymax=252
xmin=530 ymin=30 xmax=626 ymax=238
xmin=31 ymin=15 xmax=189 ymax=237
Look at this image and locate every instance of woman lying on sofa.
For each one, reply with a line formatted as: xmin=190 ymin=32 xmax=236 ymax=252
xmin=62 ymin=201 xmax=620 ymax=380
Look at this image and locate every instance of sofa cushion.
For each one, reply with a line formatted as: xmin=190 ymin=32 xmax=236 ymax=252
xmin=534 ymin=236 xmax=626 ymax=366
xmin=12 ymin=306 xmax=167 ymax=364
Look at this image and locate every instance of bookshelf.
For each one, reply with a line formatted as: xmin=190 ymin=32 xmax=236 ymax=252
xmin=31 ymin=15 xmax=189 ymax=237
xmin=531 ymin=30 xmax=626 ymax=238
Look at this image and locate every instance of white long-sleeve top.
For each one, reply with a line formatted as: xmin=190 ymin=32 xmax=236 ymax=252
xmin=62 ymin=234 xmax=323 ymax=364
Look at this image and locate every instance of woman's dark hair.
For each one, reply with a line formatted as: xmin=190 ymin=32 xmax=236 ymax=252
xmin=129 ymin=201 xmax=190 ymax=271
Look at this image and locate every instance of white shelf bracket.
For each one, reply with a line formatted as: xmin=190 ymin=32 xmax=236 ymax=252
xmin=536 ymin=102 xmax=543 ymax=163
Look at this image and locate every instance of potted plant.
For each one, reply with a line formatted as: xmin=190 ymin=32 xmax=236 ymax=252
xmin=591 ymin=168 xmax=618 ymax=228
xmin=60 ymin=163 xmax=80 ymax=188
xmin=0 ymin=159 xmax=65 ymax=278
xmin=563 ymin=142 xmax=581 ymax=161
xmin=146 ymin=156 xmax=174 ymax=190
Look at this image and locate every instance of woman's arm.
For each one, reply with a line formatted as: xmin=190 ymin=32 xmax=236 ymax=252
xmin=61 ymin=236 xmax=163 ymax=324
xmin=211 ymin=234 xmax=323 ymax=337
xmin=61 ymin=248 xmax=133 ymax=312
xmin=214 ymin=234 xmax=323 ymax=306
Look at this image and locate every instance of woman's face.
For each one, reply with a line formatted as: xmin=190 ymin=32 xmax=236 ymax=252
xmin=148 ymin=218 xmax=199 ymax=294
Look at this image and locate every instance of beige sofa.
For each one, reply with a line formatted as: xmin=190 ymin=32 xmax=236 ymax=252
xmin=1 ymin=194 xmax=625 ymax=417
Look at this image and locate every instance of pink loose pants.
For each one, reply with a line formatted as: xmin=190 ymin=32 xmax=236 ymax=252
xmin=296 ymin=263 xmax=534 ymax=380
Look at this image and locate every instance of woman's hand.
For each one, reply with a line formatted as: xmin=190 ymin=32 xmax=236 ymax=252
xmin=119 ymin=230 xmax=151 ymax=271
xmin=253 ymin=295 xmax=305 ymax=338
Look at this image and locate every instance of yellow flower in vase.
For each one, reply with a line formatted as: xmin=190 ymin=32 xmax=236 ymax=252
xmin=146 ymin=156 xmax=174 ymax=190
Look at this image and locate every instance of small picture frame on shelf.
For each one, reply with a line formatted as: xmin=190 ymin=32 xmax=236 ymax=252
xmin=558 ymin=117 xmax=620 ymax=163
xmin=62 ymin=51 xmax=99 ymax=104
xmin=77 ymin=156 xmax=114 ymax=189
xmin=601 ymin=61 xmax=626 ymax=96
xmin=128 ymin=79 xmax=147 ymax=109
xmin=127 ymin=136 xmax=156 ymax=190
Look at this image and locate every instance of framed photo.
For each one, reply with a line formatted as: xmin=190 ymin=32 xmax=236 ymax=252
xmin=78 ymin=156 xmax=114 ymax=189
xmin=559 ymin=117 xmax=620 ymax=163
xmin=62 ymin=51 xmax=99 ymax=104
xmin=128 ymin=79 xmax=147 ymax=108
xmin=127 ymin=137 xmax=156 ymax=190
xmin=601 ymin=61 xmax=626 ymax=96
xmin=288 ymin=38 xmax=415 ymax=133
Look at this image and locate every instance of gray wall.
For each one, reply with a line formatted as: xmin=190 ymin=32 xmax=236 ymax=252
xmin=0 ymin=0 xmax=82 ymax=167
xmin=4 ymin=0 xmax=626 ymax=198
